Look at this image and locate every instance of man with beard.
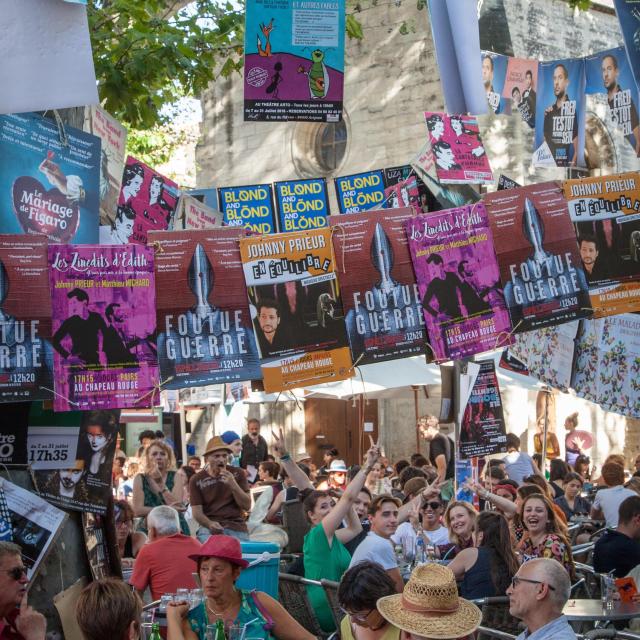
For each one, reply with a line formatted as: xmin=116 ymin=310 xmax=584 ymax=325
xmin=602 ymin=53 xmax=640 ymax=155
xmin=578 ymin=235 xmax=609 ymax=283
xmin=543 ymin=64 xmax=579 ymax=166
xmin=255 ymin=299 xmax=285 ymax=357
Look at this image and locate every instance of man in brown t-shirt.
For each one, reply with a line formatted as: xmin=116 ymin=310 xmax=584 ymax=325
xmin=189 ymin=436 xmax=251 ymax=543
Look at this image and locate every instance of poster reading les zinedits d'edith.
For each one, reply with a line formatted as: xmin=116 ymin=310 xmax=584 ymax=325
xmin=48 ymin=245 xmax=158 ymax=412
xmin=405 ymin=204 xmax=511 ymax=362
xmin=243 ymin=0 xmax=345 ymax=122
xmin=151 ymin=228 xmax=262 ymax=389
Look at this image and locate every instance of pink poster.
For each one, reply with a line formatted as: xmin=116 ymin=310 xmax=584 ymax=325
xmin=502 ymin=58 xmax=538 ymax=129
xmin=424 ymin=112 xmax=494 ymax=185
xmin=48 ymin=244 xmax=158 ymax=412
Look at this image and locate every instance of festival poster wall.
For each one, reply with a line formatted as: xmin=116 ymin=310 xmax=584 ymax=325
xmin=48 ymin=244 xmax=158 ymax=412
xmin=458 ymin=360 xmax=507 ymax=459
xmin=334 ymin=170 xmax=386 ymax=214
xmin=107 ymin=156 xmax=179 ymax=245
xmin=217 ymin=184 xmax=276 ymax=234
xmin=404 ymin=203 xmax=512 ymax=362
xmin=239 ymin=228 xmax=353 ymax=392
xmin=563 ymin=172 xmax=640 ymax=317
xmin=484 ymin=182 xmax=592 ymax=333
xmin=274 ymin=178 xmax=329 ymax=232
xmin=481 ymin=51 xmax=510 ymax=115
xmin=243 ymin=0 xmax=345 ymax=122
xmin=533 ymin=59 xmax=586 ymax=168
xmin=502 ymin=57 xmax=538 ymax=128
xmin=0 ymin=113 xmax=100 ymax=244
xmin=585 ymin=47 xmax=640 ymax=156
xmin=0 ymin=236 xmax=53 ymax=402
xmin=176 ymin=194 xmax=222 ymax=230
xmin=328 ymin=208 xmax=426 ymax=364
xmin=85 ymin=106 xmax=127 ymax=227
xmin=613 ymin=0 xmax=640 ymax=94
xmin=150 ymin=228 xmax=262 ymax=388
xmin=424 ymin=112 xmax=494 ymax=185
xmin=31 ymin=409 xmax=119 ymax=515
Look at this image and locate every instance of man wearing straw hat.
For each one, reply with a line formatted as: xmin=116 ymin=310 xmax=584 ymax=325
xmin=377 ymin=563 xmax=481 ymax=640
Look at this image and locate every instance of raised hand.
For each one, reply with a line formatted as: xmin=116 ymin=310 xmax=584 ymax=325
xmin=363 ymin=435 xmax=381 ymax=468
xmin=271 ymin=427 xmax=287 ymax=458
xmin=15 ymin=594 xmax=46 ymax=640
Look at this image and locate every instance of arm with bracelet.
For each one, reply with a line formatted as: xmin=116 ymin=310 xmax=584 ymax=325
xmin=271 ymin=427 xmax=314 ymax=491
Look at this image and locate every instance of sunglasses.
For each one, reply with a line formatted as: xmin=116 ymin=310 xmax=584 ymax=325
xmin=510 ymin=576 xmax=555 ymax=591
xmin=4 ymin=566 xmax=27 ymax=581
xmin=422 ymin=502 xmax=442 ymax=510
xmin=340 ymin=607 xmax=374 ymax=622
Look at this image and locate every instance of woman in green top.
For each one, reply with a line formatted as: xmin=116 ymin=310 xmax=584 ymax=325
xmin=167 ymin=535 xmax=313 ymax=640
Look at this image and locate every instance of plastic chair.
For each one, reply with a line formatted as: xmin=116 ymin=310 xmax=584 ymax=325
xmin=278 ymin=572 xmax=325 ymax=637
xmin=321 ymin=579 xmax=342 ymax=630
xmin=472 ymin=597 xmax=523 ymax=640
xmin=282 ymin=500 xmax=310 ymax=554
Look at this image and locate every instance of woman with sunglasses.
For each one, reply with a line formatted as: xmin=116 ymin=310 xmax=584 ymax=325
xmin=338 ymin=561 xmax=400 ymax=640
xmin=114 ymin=499 xmax=147 ymax=568
xmin=448 ymin=511 xmax=519 ymax=598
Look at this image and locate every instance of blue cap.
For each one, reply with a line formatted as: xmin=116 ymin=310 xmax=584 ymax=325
xmin=220 ymin=430 xmax=241 ymax=444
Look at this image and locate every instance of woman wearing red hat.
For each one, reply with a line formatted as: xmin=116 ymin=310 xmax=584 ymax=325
xmin=167 ymin=535 xmax=314 ymax=640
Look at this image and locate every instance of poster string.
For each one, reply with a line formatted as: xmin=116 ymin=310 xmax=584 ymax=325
xmin=52 ymin=110 xmax=69 ymax=147
xmin=39 ymin=386 xmax=80 ymax=407
xmin=151 ymin=241 xmax=165 ymax=254
xmin=0 ymin=465 xmax=12 ymax=482
xmin=329 ymin=224 xmax=347 ymax=273
xmin=133 ymin=375 xmax=175 ymax=406
xmin=493 ymin=319 xmax=524 ymax=349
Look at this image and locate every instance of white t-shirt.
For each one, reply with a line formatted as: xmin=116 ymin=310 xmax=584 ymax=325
xmin=593 ymin=486 xmax=637 ymax=527
xmin=391 ymin=522 xmax=450 ymax=551
xmin=349 ymin=531 xmax=397 ymax=570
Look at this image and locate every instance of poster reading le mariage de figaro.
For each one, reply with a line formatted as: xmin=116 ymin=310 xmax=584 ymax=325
xmin=48 ymin=245 xmax=158 ymax=411
xmin=329 ymin=208 xmax=426 ymax=365
xmin=239 ymin=228 xmax=353 ymax=392
xmin=151 ymin=228 xmax=262 ymax=389
xmin=244 ymin=0 xmax=345 ymax=122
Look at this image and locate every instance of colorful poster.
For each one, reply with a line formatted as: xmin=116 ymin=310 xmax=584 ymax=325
xmin=404 ymin=203 xmax=511 ymax=362
xmin=0 ymin=112 xmax=100 ymax=244
xmin=508 ymin=321 xmax=579 ymax=392
xmin=151 ymin=228 xmax=262 ymax=389
xmin=48 ymin=244 xmax=158 ymax=412
xmin=585 ymin=47 xmax=640 ymax=156
xmin=175 ymin=194 xmax=222 ymax=230
xmin=0 ymin=236 xmax=54 ymax=402
xmin=328 ymin=208 xmax=426 ymax=364
xmin=459 ymin=360 xmax=507 ymax=459
xmin=243 ymin=0 xmax=345 ymax=122
xmin=481 ymin=51 xmax=510 ymax=115
xmin=564 ymin=172 xmax=640 ymax=317
xmin=455 ymin=457 xmax=478 ymax=504
xmin=572 ymin=313 xmax=640 ymax=418
xmin=612 ymin=0 xmax=640 ymax=95
xmin=503 ymin=57 xmax=538 ymax=128
xmin=484 ymin=182 xmax=592 ymax=333
xmin=274 ymin=178 xmax=329 ymax=232
xmin=105 ymin=156 xmax=179 ymax=245
xmin=239 ymin=228 xmax=353 ymax=392
xmin=382 ymin=165 xmax=431 ymax=214
xmin=533 ymin=59 xmax=586 ymax=168
xmin=85 ymin=106 xmax=127 ymax=227
xmin=334 ymin=170 xmax=386 ymax=214
xmin=32 ymin=410 xmax=119 ymax=515
xmin=217 ymin=184 xmax=276 ymax=234
xmin=424 ymin=112 xmax=493 ymax=185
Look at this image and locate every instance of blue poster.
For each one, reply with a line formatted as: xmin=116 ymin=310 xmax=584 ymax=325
xmin=243 ymin=0 xmax=345 ymax=122
xmin=0 ymin=113 xmax=100 ymax=244
xmin=334 ymin=170 xmax=385 ymax=213
xmin=187 ymin=188 xmax=219 ymax=209
xmin=534 ymin=59 xmax=586 ymax=168
xmin=481 ymin=51 xmax=510 ymax=115
xmin=217 ymin=184 xmax=276 ymax=234
xmin=613 ymin=0 xmax=640 ymax=96
xmin=274 ymin=178 xmax=329 ymax=232
xmin=585 ymin=47 xmax=640 ymax=156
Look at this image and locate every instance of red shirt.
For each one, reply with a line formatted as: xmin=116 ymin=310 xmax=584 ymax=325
xmin=129 ymin=534 xmax=201 ymax=601
xmin=0 ymin=610 xmax=25 ymax=640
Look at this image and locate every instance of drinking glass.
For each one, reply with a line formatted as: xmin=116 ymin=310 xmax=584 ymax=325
xmin=600 ymin=574 xmax=616 ymax=609
xmin=227 ymin=623 xmax=244 ymax=640
xmin=140 ymin=623 xmax=154 ymax=640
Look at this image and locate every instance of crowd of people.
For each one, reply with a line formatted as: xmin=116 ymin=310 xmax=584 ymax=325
xmin=5 ymin=414 xmax=640 ymax=640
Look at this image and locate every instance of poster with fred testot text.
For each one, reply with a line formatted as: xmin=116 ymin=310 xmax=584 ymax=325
xmin=48 ymin=244 xmax=158 ymax=412
xmin=484 ymin=182 xmax=592 ymax=333
xmin=217 ymin=184 xmax=276 ymax=233
xmin=0 ymin=112 xmax=100 ymax=244
xmin=0 ymin=236 xmax=54 ymax=402
xmin=274 ymin=178 xmax=329 ymax=232
xmin=563 ymin=171 xmax=640 ymax=317
xmin=151 ymin=228 xmax=262 ymax=389
xmin=405 ymin=204 xmax=511 ymax=362
xmin=243 ymin=0 xmax=345 ymax=122
xmin=328 ymin=208 xmax=426 ymax=364
xmin=239 ymin=228 xmax=352 ymax=392
xmin=334 ymin=170 xmax=386 ymax=214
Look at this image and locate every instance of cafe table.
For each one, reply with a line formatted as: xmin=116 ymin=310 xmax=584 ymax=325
xmin=564 ymin=598 xmax=640 ymax=624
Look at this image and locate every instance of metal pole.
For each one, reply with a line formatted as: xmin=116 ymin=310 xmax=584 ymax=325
xmin=541 ymin=387 xmax=550 ymax=474
xmin=412 ymin=385 xmax=420 ymax=454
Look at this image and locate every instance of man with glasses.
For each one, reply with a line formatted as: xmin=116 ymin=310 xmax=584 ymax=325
xmin=507 ymin=558 xmax=576 ymax=640
xmin=0 ymin=542 xmax=46 ymax=640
